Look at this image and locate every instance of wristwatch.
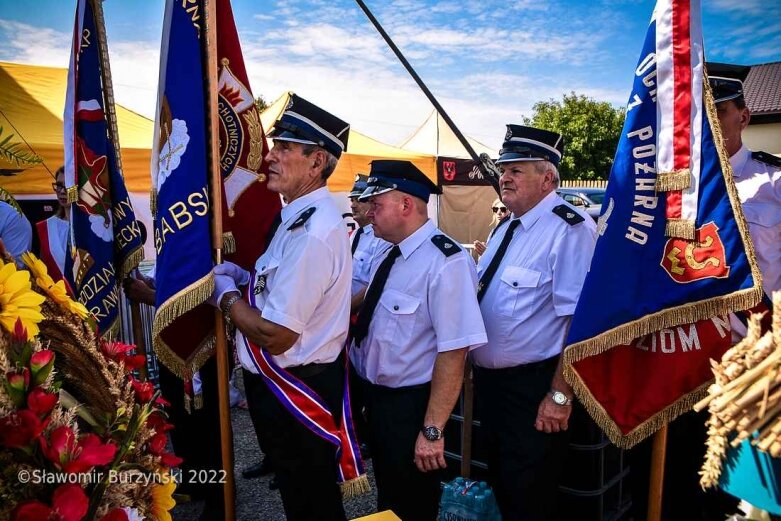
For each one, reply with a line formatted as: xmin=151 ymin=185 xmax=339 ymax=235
xmin=550 ymin=390 xmax=573 ymax=406
xmin=421 ymin=425 xmax=443 ymax=441
xmin=220 ymin=292 xmax=242 ymax=324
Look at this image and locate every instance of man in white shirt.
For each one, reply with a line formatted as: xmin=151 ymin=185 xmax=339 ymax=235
xmin=351 ymin=160 xmax=487 ymax=521
xmin=473 ymin=125 xmax=596 ymax=520
xmin=211 ymin=95 xmax=354 ymax=521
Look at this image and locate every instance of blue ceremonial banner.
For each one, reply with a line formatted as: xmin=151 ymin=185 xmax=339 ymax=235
xmin=563 ymin=0 xmax=762 ymax=447
xmin=150 ymin=0 xmax=215 ymax=377
xmin=63 ymin=0 xmax=143 ymax=336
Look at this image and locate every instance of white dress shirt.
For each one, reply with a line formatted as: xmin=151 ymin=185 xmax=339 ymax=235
xmin=237 ymin=187 xmax=351 ymax=370
xmin=729 ymin=145 xmax=781 ymax=338
xmin=350 ymin=224 xmax=388 ymax=297
xmin=350 ymin=219 xmax=487 ymax=388
xmin=472 ymin=191 xmax=597 ymax=369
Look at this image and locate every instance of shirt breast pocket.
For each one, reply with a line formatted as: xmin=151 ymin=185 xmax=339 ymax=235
xmin=251 ymin=257 xmax=280 ymax=307
xmin=376 ymin=289 xmax=420 ymax=345
xmin=743 ymin=202 xmax=781 ymax=229
xmin=493 ymin=266 xmax=540 ymax=320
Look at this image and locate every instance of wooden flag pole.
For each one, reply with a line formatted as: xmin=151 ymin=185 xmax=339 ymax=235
xmin=460 ymin=363 xmax=474 ymax=478
xmin=204 ymin=0 xmax=235 ymax=519
xmin=647 ymin=425 xmax=668 ymax=521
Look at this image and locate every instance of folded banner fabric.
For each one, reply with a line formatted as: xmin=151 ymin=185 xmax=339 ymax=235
xmin=563 ymin=0 xmax=762 ymax=448
xmin=64 ymin=0 xmax=143 ymax=336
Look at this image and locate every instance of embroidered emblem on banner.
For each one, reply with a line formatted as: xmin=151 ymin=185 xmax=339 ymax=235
xmin=442 ymin=161 xmax=456 ymax=181
xmin=660 ymin=222 xmax=729 ymax=283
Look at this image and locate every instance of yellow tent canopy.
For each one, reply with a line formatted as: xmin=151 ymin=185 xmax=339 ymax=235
xmin=399 ymin=109 xmax=497 ymax=158
xmin=261 ymin=92 xmax=436 ymax=192
xmin=0 ymin=64 xmax=436 ymax=196
xmin=0 ymin=61 xmax=154 ymax=195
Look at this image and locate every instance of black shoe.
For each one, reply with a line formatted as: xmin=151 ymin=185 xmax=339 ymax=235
xmin=242 ymin=459 xmax=273 ymax=479
xmin=268 ymin=476 xmax=279 ymax=490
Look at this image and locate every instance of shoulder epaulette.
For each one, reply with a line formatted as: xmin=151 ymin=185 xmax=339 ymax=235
xmin=489 ymin=214 xmax=512 ymax=239
xmin=552 ymin=204 xmax=585 ymax=225
xmin=752 ymin=151 xmax=781 ymax=168
xmin=431 ymin=234 xmax=461 ymax=257
xmin=288 ymin=207 xmax=317 ymax=230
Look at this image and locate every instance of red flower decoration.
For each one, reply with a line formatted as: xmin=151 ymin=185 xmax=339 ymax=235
xmin=40 ymin=426 xmax=117 ymax=473
xmin=145 ymin=431 xmax=183 ymax=467
xmin=146 ymin=412 xmax=174 ymax=433
xmin=12 ymin=483 xmax=88 ymax=521
xmin=100 ymin=508 xmax=130 ymax=521
xmin=0 ymin=409 xmax=47 ymax=449
xmin=100 ymin=340 xmax=145 ymax=372
xmin=11 ymin=318 xmax=28 ymax=345
xmin=129 ymin=377 xmax=154 ymax=403
xmin=30 ymin=350 xmax=55 ymax=386
xmin=27 ymin=387 xmax=58 ymax=417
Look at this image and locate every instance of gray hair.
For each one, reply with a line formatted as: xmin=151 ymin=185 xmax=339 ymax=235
xmin=534 ymin=160 xmax=560 ymax=188
xmin=301 ymin=144 xmax=339 ymax=180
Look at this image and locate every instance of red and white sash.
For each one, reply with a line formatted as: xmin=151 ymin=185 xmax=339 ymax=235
xmin=240 ymin=272 xmax=369 ymax=498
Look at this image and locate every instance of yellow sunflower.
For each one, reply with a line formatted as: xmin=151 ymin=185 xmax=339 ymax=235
xmin=0 ymin=259 xmax=46 ymax=337
xmin=21 ymin=252 xmax=89 ymax=319
xmin=149 ymin=474 xmax=177 ymax=521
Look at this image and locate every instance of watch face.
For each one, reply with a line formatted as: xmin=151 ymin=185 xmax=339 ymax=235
xmin=423 ymin=426 xmax=442 ymax=441
xmin=552 ymin=392 xmax=568 ymax=405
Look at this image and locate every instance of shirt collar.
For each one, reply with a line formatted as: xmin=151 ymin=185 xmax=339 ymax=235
xmin=281 ymin=186 xmax=330 ymax=224
xmin=730 ymin=145 xmax=750 ymax=178
xmin=362 ymin=223 xmax=374 ymax=233
xmin=397 ymin=219 xmax=436 ymax=259
xmin=512 ymin=191 xmax=558 ymax=230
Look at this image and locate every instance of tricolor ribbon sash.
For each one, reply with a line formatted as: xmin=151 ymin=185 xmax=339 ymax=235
xmin=240 ymin=273 xmax=369 ymax=498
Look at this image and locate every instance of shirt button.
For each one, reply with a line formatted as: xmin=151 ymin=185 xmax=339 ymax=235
xmin=393 ymin=305 xmax=399 ymax=311
xmin=513 ymin=282 xmax=518 ymax=287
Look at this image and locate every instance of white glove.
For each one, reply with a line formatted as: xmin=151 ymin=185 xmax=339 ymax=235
xmin=208 ymin=273 xmax=239 ymax=308
xmin=214 ymin=261 xmax=250 ymax=287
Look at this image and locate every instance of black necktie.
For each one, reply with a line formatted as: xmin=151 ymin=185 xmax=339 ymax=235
xmin=351 ymin=245 xmax=402 ymax=346
xmin=351 ymin=226 xmax=364 ymax=256
xmin=477 ymin=219 xmax=520 ymax=303
xmin=265 ymin=211 xmax=282 ymax=250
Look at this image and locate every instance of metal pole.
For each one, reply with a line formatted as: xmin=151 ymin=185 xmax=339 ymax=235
xmin=204 ymin=0 xmax=236 ymax=518
xmin=354 ymin=0 xmax=501 ymax=194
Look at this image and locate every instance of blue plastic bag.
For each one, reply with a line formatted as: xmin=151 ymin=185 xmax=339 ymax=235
xmin=439 ymin=477 xmax=501 ymax=520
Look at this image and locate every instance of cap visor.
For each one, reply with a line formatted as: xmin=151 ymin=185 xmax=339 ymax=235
xmin=358 ymin=185 xmax=394 ymax=201
xmin=495 ymin=153 xmax=543 ymax=164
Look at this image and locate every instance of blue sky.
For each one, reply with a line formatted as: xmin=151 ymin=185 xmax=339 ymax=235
xmin=1 ymin=0 xmax=779 ymax=149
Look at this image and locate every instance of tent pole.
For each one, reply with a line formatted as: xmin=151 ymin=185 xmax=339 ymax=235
xmin=354 ymin=0 xmax=501 ymax=195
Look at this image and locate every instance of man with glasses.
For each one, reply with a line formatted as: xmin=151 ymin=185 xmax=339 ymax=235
xmin=35 ymin=166 xmax=70 ymax=281
xmin=472 ymin=125 xmax=596 ymax=520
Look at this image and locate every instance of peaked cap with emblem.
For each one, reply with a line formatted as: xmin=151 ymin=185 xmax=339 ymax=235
xmin=268 ymin=94 xmax=350 ymax=158
xmin=709 ymin=76 xmax=745 ymax=105
xmin=497 ymin=124 xmax=564 ymax=166
xmin=359 ymin=160 xmax=441 ymax=203
xmin=350 ymin=174 xmax=370 ymax=199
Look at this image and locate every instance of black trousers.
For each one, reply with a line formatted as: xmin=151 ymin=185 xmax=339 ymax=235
xmin=627 ymin=409 xmax=738 ymax=520
xmin=243 ymin=358 xmax=346 ymax=521
xmin=242 ymin=367 xmax=273 ymax=466
xmin=158 ymin=357 xmax=225 ymax=511
xmin=362 ymin=377 xmax=443 ymax=521
xmin=474 ymin=357 xmax=569 ymax=521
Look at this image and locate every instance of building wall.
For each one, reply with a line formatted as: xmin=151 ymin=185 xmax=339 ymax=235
xmin=744 ymin=122 xmax=781 ymax=155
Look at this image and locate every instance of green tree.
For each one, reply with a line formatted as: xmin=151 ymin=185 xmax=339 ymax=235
xmin=522 ymin=92 xmax=624 ymax=180
xmin=255 ymin=95 xmax=269 ymax=113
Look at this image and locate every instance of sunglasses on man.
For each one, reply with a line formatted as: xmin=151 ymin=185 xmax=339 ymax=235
xmin=492 ymin=206 xmax=507 ymax=213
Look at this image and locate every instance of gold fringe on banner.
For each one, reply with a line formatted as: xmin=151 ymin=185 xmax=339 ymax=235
xmin=656 ymin=169 xmax=691 ymax=191
xmin=340 ymin=475 xmax=371 ymax=500
xmin=150 ymin=189 xmax=158 ymax=216
xmin=222 ymin=232 xmax=236 ymax=255
xmin=565 ymin=361 xmax=713 ymax=448
xmin=665 ymin=218 xmax=696 ymax=239
xmin=562 ymin=72 xmax=766 ymax=448
xmin=118 ymin=247 xmax=143 ymax=282
xmin=67 ymin=186 xmax=78 ymax=204
xmin=152 ymin=272 xmax=216 ymax=380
